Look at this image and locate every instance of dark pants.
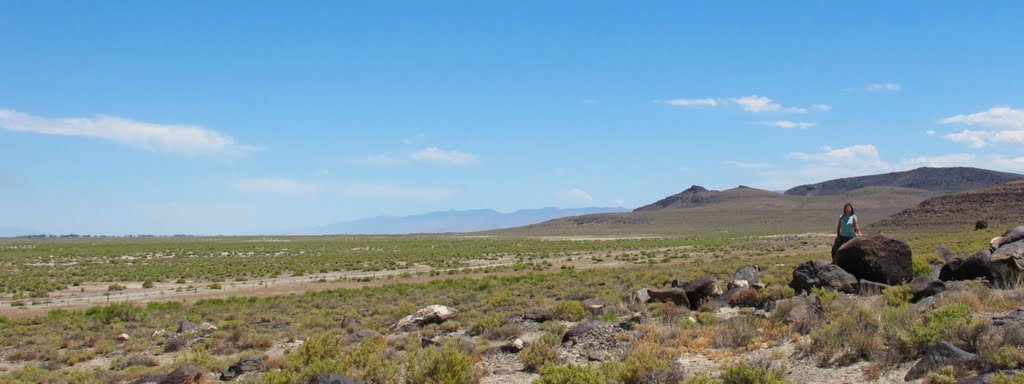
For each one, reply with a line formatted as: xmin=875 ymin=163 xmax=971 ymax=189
xmin=831 ymin=235 xmax=854 ymax=261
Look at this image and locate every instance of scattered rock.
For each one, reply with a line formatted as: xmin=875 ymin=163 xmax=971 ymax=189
xmin=562 ymin=322 xmax=598 ymax=344
xmin=940 ymin=250 xmax=993 ymax=282
xmin=221 ymin=355 xmax=267 ymax=381
xmin=904 ymin=341 xmax=977 ymax=381
xmin=560 ymin=321 xmax=639 ymax=364
xmin=349 ymin=329 xmax=382 ymax=342
xmin=582 ymin=298 xmax=611 ymax=312
xmin=976 ymin=220 xmax=989 ymax=230
xmin=979 ymin=308 xmax=1024 ymax=348
xmin=683 ymin=275 xmax=723 ymax=310
xmin=952 ymin=370 xmax=1024 ymax=384
xmin=732 ymin=265 xmax=760 ymax=285
xmin=117 ymin=333 xmax=131 ymax=341
xmin=629 ymin=289 xmax=651 ymax=305
xmin=785 ymin=294 xmax=825 ymax=334
xmin=492 ymin=369 xmax=517 ymax=375
xmin=139 ymin=364 xmax=202 ymax=384
xmin=340 ymin=316 xmax=360 ymax=328
xmin=729 ymin=280 xmax=750 ymax=289
xmin=501 ymin=338 xmax=525 ymax=353
xmin=789 ymin=260 xmax=858 ymax=294
xmin=391 ymin=305 xmax=457 ymax=331
xmin=835 ymin=234 xmax=914 ymax=285
xmin=858 ymin=280 xmax=890 ymax=296
xmin=199 ymin=322 xmax=218 ymax=333
xmin=992 ymin=226 xmax=1024 ymax=249
xmin=421 ymin=338 xmax=441 ymax=348
xmin=910 ymin=277 xmax=947 ymax=303
xmin=308 ymin=374 xmax=368 ymax=384
xmin=176 ymin=321 xmax=199 ymax=334
xmin=152 ymin=329 xmax=169 ymax=338
xmin=645 ymin=288 xmax=691 ymax=307
xmin=522 ymin=309 xmax=552 ymax=323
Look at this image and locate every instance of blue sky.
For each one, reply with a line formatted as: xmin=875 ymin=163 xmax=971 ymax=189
xmin=2 ymin=1 xmax=1023 ymax=235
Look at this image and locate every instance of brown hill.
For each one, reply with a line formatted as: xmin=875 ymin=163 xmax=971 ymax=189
xmin=785 ymin=167 xmax=1023 ymax=196
xmin=495 ymin=186 xmax=934 ymax=236
xmin=870 ymin=180 xmax=1024 ymax=233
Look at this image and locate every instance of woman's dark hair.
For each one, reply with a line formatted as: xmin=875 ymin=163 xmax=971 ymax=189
xmin=843 ymin=203 xmax=855 ymax=215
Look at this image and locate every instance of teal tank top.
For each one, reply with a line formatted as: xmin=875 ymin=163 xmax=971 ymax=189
xmin=839 ymin=214 xmax=857 ymax=237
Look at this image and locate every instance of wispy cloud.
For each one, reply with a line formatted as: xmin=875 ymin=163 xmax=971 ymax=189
xmin=557 ymin=188 xmax=594 ymax=206
xmin=234 ymin=178 xmax=321 ymax=195
xmin=345 ymin=154 xmax=397 ymax=166
xmin=658 ymin=95 xmax=818 ymax=114
xmin=657 ymin=98 xmax=718 ymax=107
xmin=730 ymin=95 xmax=806 ymax=113
xmin=938 ymin=107 xmax=1024 ymax=148
xmin=0 ymin=109 xmax=260 ymax=156
xmin=408 ymin=147 xmax=478 ymax=165
xmin=767 ymin=121 xmax=816 ymax=129
xmin=866 ymin=83 xmax=902 ymax=92
xmin=724 ymin=160 xmax=773 ymax=169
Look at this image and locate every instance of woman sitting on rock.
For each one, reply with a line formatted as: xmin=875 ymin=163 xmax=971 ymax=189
xmin=832 ymin=202 xmax=862 ymax=260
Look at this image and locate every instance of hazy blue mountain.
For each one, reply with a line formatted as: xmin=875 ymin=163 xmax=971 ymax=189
xmin=288 ymin=207 xmax=628 ymax=235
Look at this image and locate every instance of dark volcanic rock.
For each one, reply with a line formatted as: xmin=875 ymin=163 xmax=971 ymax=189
xmin=910 ymin=277 xmax=947 ymax=303
xmin=858 ymin=280 xmax=890 ymax=296
xmin=340 ymin=316 xmax=360 ymax=328
xmin=976 ymin=220 xmax=989 ymax=230
xmin=645 ymin=288 xmax=691 ymax=308
xmin=523 ymin=309 xmax=553 ymax=323
xmin=309 ymin=374 xmax=367 ymax=384
xmin=952 ymin=370 xmax=1024 ymax=384
xmin=835 ymin=234 xmax=914 ymax=285
xmin=176 ymin=321 xmax=199 ymax=334
xmin=940 ymin=250 xmax=993 ymax=282
xmin=979 ymin=308 xmax=1024 ymax=348
xmin=391 ymin=305 xmax=457 ymax=331
xmin=349 ymin=329 xmax=382 ymax=342
xmin=160 ymin=364 xmax=203 ymax=384
xmin=904 ymin=341 xmax=977 ymax=381
xmin=683 ymin=275 xmax=722 ymax=310
xmin=789 ymin=260 xmax=858 ymax=294
xmin=732 ymin=265 xmax=760 ymax=284
xmin=221 ymin=355 xmax=267 ymax=381
xmin=994 ymin=226 xmax=1024 ymax=249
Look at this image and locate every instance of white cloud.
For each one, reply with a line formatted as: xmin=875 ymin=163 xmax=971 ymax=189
xmin=938 ymin=107 xmax=1024 ymax=148
xmin=234 ymin=178 xmax=321 ymax=195
xmin=730 ymin=95 xmax=806 ymax=113
xmin=0 ymin=109 xmax=259 ymax=156
xmin=896 ymin=154 xmax=977 ymax=169
xmin=657 ymin=95 xmax=820 ymax=114
xmin=926 ymin=130 xmax=936 ymax=136
xmin=866 ymin=83 xmax=902 ymax=92
xmin=408 ymin=147 xmax=478 ymax=165
xmin=724 ymin=160 xmax=773 ymax=169
xmin=940 ymin=107 xmax=1024 ymax=129
xmin=767 ymin=121 xmax=816 ymax=129
xmin=346 ymin=154 xmax=397 ymax=166
xmin=658 ymin=98 xmax=718 ymax=107
xmin=557 ymin=188 xmax=594 ymax=206
xmin=612 ymin=199 xmax=626 ymax=207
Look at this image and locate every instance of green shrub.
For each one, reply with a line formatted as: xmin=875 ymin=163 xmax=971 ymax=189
xmin=344 ymin=336 xmax=401 ymax=384
xmin=555 ymin=301 xmax=587 ymax=322
xmin=719 ymin=362 xmax=788 ymax=384
xmin=285 ymin=333 xmax=343 ymax=371
xmin=84 ymin=303 xmax=141 ymax=324
xmin=680 ymin=373 xmax=718 ymax=384
xmin=108 ymin=284 xmax=126 ymax=291
xmin=810 ymin=287 xmax=837 ymax=307
xmin=535 ymin=364 xmax=606 ymax=384
xmin=884 ymin=284 xmax=913 ymax=307
xmin=923 ymin=365 xmax=957 ymax=384
xmin=521 ymin=333 xmax=562 ymax=372
xmin=406 ymin=341 xmax=481 ymax=384
xmin=914 ymin=258 xmax=934 ymax=278
xmin=620 ymin=342 xmax=681 ymax=384
xmin=142 ymin=280 xmax=155 ymax=289
xmin=208 ymin=283 xmax=222 ymax=290
xmin=804 ymin=304 xmax=880 ymax=366
xmin=714 ymin=316 xmax=760 ymax=349
xmin=991 ymin=371 xmax=1024 ymax=384
xmin=468 ymin=315 xmax=500 ymax=336
xmin=908 ymin=303 xmax=972 ymax=352
xmin=983 ymin=346 xmax=1024 ymax=371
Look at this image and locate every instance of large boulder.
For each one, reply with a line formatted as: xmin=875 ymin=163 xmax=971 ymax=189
xmin=940 ymin=250 xmax=993 ymax=282
xmin=992 ymin=226 xmax=1024 ymax=249
xmin=835 ymin=234 xmax=914 ymax=285
xmin=159 ymin=365 xmax=204 ymax=384
xmin=732 ymin=265 xmax=760 ymax=285
xmin=789 ymin=260 xmax=858 ymax=294
xmin=910 ymin=277 xmax=947 ymax=303
xmin=645 ymin=288 xmax=691 ymax=308
xmin=391 ymin=305 xmax=457 ymax=332
xmin=904 ymin=341 xmax=977 ymax=381
xmin=682 ymin=275 xmax=722 ymax=310
xmin=979 ymin=308 xmax=1024 ymax=349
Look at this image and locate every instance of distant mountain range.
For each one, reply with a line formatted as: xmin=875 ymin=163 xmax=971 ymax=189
xmin=286 ymin=207 xmax=629 ymax=235
xmin=784 ymin=167 xmax=1023 ymax=196
xmin=496 ymin=167 xmax=1024 ymax=236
